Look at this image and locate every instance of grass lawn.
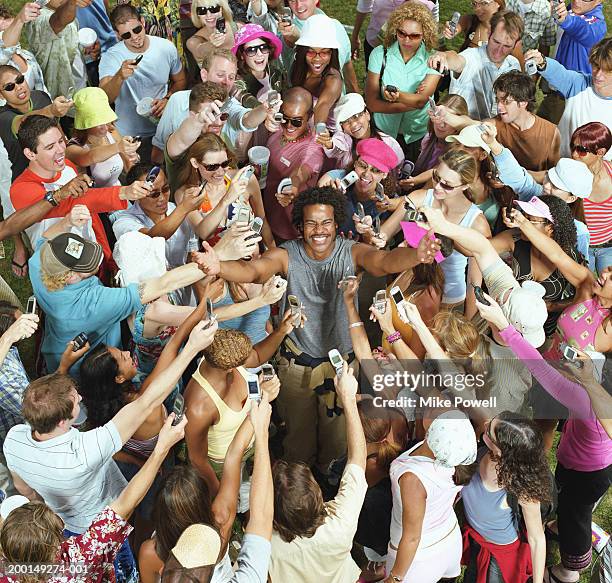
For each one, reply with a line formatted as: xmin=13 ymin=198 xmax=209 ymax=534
xmin=0 ymin=0 xmax=610 ymax=579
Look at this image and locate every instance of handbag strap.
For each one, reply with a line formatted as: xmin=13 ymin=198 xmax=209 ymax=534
xmin=378 ymin=48 xmax=388 ymax=96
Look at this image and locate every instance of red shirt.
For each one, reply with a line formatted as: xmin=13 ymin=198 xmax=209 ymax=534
xmin=0 ymin=506 xmax=132 ymax=583
xmin=10 ymin=160 xmax=127 ymax=258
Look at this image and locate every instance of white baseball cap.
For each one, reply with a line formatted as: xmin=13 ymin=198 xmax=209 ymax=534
xmin=0 ymin=495 xmax=29 ymax=520
xmin=547 ymin=158 xmax=593 ymax=199
xmin=334 ymin=93 xmax=366 ymax=124
xmin=446 ymin=124 xmax=491 ymax=154
xmin=502 ymin=281 xmax=548 ymax=348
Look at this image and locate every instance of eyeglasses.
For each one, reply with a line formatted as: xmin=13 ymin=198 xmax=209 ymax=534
xmin=196 ymin=5 xmax=221 ymax=14
xmin=341 ymin=109 xmax=367 ymax=126
xmin=120 ymin=24 xmax=144 ymax=39
xmin=570 ymin=143 xmax=595 ymax=157
xmin=280 ymin=114 xmax=304 ymax=128
xmin=355 ymin=159 xmax=384 ymax=175
xmin=472 ymin=0 xmax=493 ymax=6
xmin=306 ymin=48 xmax=333 ymax=59
xmin=396 ymin=29 xmax=423 ymax=41
xmin=244 ymin=43 xmax=271 ymax=57
xmin=199 ymin=159 xmax=230 ymax=172
xmin=432 ymin=169 xmax=464 ymax=191
xmin=495 ymin=95 xmax=515 ymax=105
xmin=2 ymin=74 xmax=25 ymax=92
xmin=148 ymin=185 xmax=171 ymax=198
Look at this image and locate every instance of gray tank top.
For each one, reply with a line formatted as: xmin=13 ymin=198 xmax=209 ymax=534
xmin=280 ymin=237 xmax=356 ymax=358
xmin=462 ymin=468 xmax=518 ymax=545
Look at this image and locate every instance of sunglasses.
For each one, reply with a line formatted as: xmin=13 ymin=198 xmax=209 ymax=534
xmin=570 ymin=143 xmax=595 ymax=157
xmin=432 ymin=169 xmax=464 ymax=191
xmin=355 ymin=159 xmax=384 ymax=175
xmin=2 ymin=74 xmax=25 ymax=92
xmin=120 ymin=24 xmax=143 ymax=40
xmin=196 ymin=5 xmax=221 ymax=14
xmin=306 ymin=48 xmax=333 ymax=59
xmin=148 ymin=185 xmax=171 ymax=198
xmin=396 ymin=29 xmax=423 ymax=41
xmin=280 ymin=114 xmax=304 ymax=128
xmin=200 ymin=159 xmax=230 ymax=172
xmin=244 ymin=43 xmax=271 ymax=56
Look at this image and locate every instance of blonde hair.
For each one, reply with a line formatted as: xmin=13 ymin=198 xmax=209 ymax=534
xmin=431 ymin=311 xmax=491 ymax=398
xmin=41 ymin=270 xmax=73 ymax=292
xmin=191 ymin=0 xmax=233 ymax=29
xmin=383 ymin=1 xmax=438 ymax=51
xmin=202 ymin=329 xmax=252 ymax=369
xmin=438 ymin=148 xmax=478 ymax=201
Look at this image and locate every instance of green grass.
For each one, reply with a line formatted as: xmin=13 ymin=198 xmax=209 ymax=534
xmin=0 ymin=0 xmax=610 ymax=578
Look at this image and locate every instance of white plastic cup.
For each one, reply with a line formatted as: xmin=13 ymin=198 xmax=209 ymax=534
xmin=78 ymin=27 xmax=97 ymax=48
xmin=136 ymin=97 xmax=159 ymax=125
xmin=248 ymin=146 xmax=270 ymax=189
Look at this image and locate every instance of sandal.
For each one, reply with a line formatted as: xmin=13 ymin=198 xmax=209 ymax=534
xmin=11 ymin=259 xmax=28 ymax=278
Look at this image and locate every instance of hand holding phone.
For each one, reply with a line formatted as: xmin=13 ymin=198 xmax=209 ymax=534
xmin=288 ymin=294 xmax=301 ymax=326
xmin=26 ymin=296 xmax=37 ymax=315
xmin=328 ymin=349 xmax=345 ymax=377
xmin=171 ymin=394 xmax=185 ymax=425
xmin=247 ymin=373 xmax=262 ymax=401
xmin=373 ymin=290 xmax=387 ymax=313
xmin=471 ymin=283 xmax=491 ymax=306
xmin=133 ymin=54 xmax=144 ymax=66
xmin=261 ymin=363 xmax=275 ymax=382
xmin=72 ymin=332 xmax=89 ymax=352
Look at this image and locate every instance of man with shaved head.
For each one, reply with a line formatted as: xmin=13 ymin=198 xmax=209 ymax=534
xmin=263 ymin=87 xmax=324 ymax=242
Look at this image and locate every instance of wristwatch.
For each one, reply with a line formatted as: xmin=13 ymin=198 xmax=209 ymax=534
xmin=44 ymin=191 xmax=58 ymax=207
xmin=389 ymin=574 xmax=402 ymax=582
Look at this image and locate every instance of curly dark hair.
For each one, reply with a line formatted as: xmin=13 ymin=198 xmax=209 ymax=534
xmin=291 ymin=186 xmax=347 ymax=231
xmin=490 ymin=411 xmax=552 ymax=503
xmin=79 ymin=345 xmax=133 ymax=429
xmin=538 ymin=195 xmax=577 ymax=255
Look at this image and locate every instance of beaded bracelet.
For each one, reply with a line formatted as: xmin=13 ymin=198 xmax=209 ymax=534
xmin=386 ymin=331 xmax=401 ymax=344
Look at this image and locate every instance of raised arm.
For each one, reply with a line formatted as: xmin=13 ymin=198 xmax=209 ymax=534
xmin=49 ymin=0 xmax=77 ymax=35
xmin=140 ymin=263 xmax=205 ymax=304
xmin=111 ymin=321 xmax=218 ymax=443
xmin=334 ymin=363 xmax=366 ymax=469
xmin=2 ymin=2 xmax=39 ymax=47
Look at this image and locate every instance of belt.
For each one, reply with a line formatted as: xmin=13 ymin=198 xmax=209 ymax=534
xmin=590 ymin=240 xmax=612 ymax=249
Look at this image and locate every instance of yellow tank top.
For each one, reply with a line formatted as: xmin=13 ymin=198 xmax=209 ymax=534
xmin=192 ymin=365 xmax=253 ymax=461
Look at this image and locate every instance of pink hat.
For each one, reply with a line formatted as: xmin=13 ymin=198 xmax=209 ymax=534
xmin=356 ymin=139 xmax=397 ymax=174
xmin=515 ymin=196 xmax=554 ymax=223
xmin=232 ymin=24 xmax=282 ymax=60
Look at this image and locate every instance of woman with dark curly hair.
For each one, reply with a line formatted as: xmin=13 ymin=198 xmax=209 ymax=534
xmin=461 ymin=412 xmax=550 ymax=583
xmin=491 ymin=195 xmax=579 ymax=339
xmin=365 ymin=1 xmax=441 ymax=162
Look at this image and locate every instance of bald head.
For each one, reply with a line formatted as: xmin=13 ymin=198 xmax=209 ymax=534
xmin=283 ymin=87 xmax=313 ymax=110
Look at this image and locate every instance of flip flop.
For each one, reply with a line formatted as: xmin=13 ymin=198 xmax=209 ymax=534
xmin=544 ymin=566 xmax=577 ymax=583
xmin=11 ymin=259 xmax=28 ymax=278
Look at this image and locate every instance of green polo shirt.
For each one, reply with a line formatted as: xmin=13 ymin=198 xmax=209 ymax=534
xmin=368 ymin=42 xmax=439 ymax=144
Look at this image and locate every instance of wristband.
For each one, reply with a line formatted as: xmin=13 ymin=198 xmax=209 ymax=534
xmin=386 ymin=331 xmax=401 ymax=344
xmin=349 ymin=322 xmax=364 ymax=329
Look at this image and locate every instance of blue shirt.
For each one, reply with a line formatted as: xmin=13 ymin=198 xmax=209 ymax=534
xmin=493 ymin=147 xmax=590 ymax=257
xmin=76 ymin=0 xmax=117 ymax=54
xmin=29 ymin=239 xmax=143 ymax=373
xmin=0 ymin=347 xmax=28 ymax=444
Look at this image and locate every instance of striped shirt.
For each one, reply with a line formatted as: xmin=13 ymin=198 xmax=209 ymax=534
xmin=583 ymin=162 xmax=612 ymax=246
xmin=3 ymin=422 xmax=126 ymax=533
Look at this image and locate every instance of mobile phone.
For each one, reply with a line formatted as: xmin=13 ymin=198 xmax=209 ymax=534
xmin=131 ymin=135 xmax=141 ymax=143
xmin=428 ymin=96 xmax=440 ymax=117
xmin=171 ymin=394 xmax=185 ymax=425
xmin=240 ymin=166 xmax=255 ymax=183
xmin=66 ymin=86 xmax=74 ymax=100
xmin=339 ymin=275 xmax=357 ymax=291
xmin=198 ymin=179 xmax=208 ymax=196
xmin=281 ymin=6 xmax=292 ymax=23
xmin=34 ymin=0 xmax=49 ymax=7
xmin=505 ymin=201 xmax=514 ymax=220
xmin=274 ymin=275 xmax=287 ymax=289
xmin=288 ymin=294 xmax=301 ymax=326
xmin=399 ymin=159 xmax=415 ymax=180
xmin=340 ymin=170 xmax=359 ymax=190
xmin=373 ymin=215 xmax=381 ymax=236
xmin=203 ymin=297 xmax=215 ymax=329
xmin=385 ymin=84 xmax=398 ymax=94
xmin=72 ymin=332 xmax=88 ymax=352
xmin=476 ymin=123 xmax=489 ymax=134
xmin=235 ymin=206 xmax=252 ymax=224
xmin=133 ymin=54 xmax=144 ymax=66
xmin=562 ymin=344 xmax=578 ymax=361
xmin=246 ymin=216 xmax=264 ymax=240
xmin=216 ymin=18 xmax=226 ymax=33
xmin=267 ymin=90 xmax=280 ymax=107
xmin=356 ymin=202 xmax=366 ymax=220
xmin=26 ymin=296 xmax=37 ymax=314
xmin=247 ymin=373 xmax=262 ymax=401
xmin=328 ymin=349 xmax=344 ymax=377
xmin=374 ymin=184 xmax=386 ymax=202
xmin=145 ymin=166 xmax=161 ymax=187
xmin=390 ymin=285 xmax=405 ymax=309
xmin=374 ymin=290 xmax=387 ymax=313
xmin=525 ymin=59 xmax=538 ymax=75
xmin=404 ymin=209 xmax=426 ymax=222
xmin=471 ymin=283 xmax=491 ymax=306
xmin=261 ymin=363 xmax=275 ymax=382
xmin=219 ymin=98 xmax=232 ymax=115
xmin=315 ymin=123 xmax=327 ymax=136
xmin=448 ymin=11 xmax=461 ymax=35
xmin=273 ymin=112 xmax=284 ymax=123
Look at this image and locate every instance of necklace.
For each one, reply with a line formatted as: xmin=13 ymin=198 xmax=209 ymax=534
xmin=281 ymin=130 xmax=311 ymax=146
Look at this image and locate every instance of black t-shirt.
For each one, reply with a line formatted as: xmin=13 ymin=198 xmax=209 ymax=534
xmin=0 ymin=90 xmax=52 ymax=181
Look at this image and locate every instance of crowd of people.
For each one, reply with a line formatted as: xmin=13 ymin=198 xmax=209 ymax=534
xmin=0 ymin=0 xmax=610 ymax=581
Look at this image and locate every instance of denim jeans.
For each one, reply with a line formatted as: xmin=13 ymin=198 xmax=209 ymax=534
xmin=588 ymin=245 xmax=612 ymax=275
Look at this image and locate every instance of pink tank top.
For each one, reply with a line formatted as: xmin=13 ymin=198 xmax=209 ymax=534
xmin=545 ymin=298 xmax=610 ymax=358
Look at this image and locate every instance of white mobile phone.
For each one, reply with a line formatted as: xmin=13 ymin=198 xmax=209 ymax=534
xmin=390 ymin=285 xmax=405 ymax=308
xmin=247 ymin=373 xmax=262 ymax=401
xmin=356 ymin=202 xmax=366 ymax=220
xmin=328 ymin=349 xmax=344 ymax=377
xmin=203 ymin=297 xmax=216 ymax=329
xmin=241 ymin=165 xmax=255 ymax=183
xmin=261 ymin=363 xmax=275 ymax=382
xmin=374 ymin=290 xmax=387 ymax=313
xmin=340 ymin=170 xmax=359 ymax=190
xmin=288 ymin=294 xmax=301 ymax=325
xmin=235 ymin=206 xmax=251 ymax=224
